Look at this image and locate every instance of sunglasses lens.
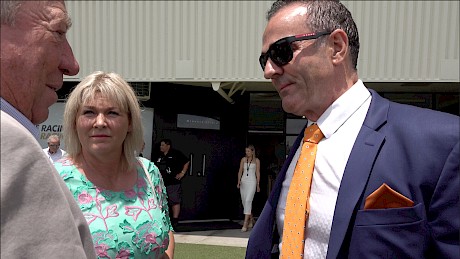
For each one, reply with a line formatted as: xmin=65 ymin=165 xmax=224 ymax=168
xmin=259 ymin=54 xmax=268 ymax=70
xmin=270 ymin=40 xmax=293 ymax=67
xmin=260 ymin=40 xmax=293 ymax=71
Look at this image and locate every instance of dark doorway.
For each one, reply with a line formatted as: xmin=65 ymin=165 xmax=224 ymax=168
xmin=159 ymin=128 xmax=242 ymax=221
xmin=247 ymin=133 xmax=286 ymax=217
xmin=149 ymin=83 xmax=250 ymax=222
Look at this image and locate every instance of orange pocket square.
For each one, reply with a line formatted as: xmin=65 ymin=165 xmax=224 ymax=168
xmin=364 ymin=183 xmax=414 ymax=209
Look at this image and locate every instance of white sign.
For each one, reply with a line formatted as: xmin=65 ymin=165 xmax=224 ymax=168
xmin=37 ymin=102 xmax=66 ymax=149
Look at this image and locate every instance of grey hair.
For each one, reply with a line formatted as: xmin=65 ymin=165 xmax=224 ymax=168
xmin=0 ymin=0 xmax=22 ymax=25
xmin=266 ymin=0 xmax=360 ymax=70
xmin=47 ymin=134 xmax=61 ymax=143
xmin=63 ymin=71 xmax=144 ymax=171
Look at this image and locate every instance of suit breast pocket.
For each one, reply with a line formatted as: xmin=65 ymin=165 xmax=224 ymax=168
xmin=349 ymin=203 xmax=429 ymax=259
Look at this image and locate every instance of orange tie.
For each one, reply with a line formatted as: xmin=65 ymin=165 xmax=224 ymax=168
xmin=281 ymin=124 xmax=324 ymax=258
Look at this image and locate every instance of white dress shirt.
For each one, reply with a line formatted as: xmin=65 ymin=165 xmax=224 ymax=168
xmin=43 ymin=147 xmax=67 ymax=163
xmin=276 ymin=80 xmax=372 ymax=258
xmin=1 ymin=97 xmax=39 ymax=137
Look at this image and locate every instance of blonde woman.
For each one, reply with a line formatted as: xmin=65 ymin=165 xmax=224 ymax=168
xmin=55 ymin=71 xmax=174 ymax=258
xmin=237 ymin=144 xmax=261 ymax=232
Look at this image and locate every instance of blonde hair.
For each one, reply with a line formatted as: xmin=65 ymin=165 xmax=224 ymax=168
xmin=63 ymin=71 xmax=143 ymax=170
xmin=246 ymin=144 xmax=256 ymax=159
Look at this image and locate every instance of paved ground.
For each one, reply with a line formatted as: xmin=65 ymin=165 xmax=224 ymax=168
xmin=174 ymin=220 xmax=251 ymax=248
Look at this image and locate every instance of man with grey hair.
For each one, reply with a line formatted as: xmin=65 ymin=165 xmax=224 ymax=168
xmin=1 ymin=1 xmax=96 ymax=258
xmin=43 ymin=134 xmax=68 ymax=162
xmin=247 ymin=0 xmax=459 ymax=258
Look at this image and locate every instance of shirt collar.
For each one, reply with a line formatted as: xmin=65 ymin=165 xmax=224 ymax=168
xmin=0 ymin=97 xmax=40 ymax=138
xmin=315 ymin=80 xmax=371 ymax=139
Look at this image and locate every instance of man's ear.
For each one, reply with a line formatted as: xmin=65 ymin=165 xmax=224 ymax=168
xmin=329 ymin=29 xmax=349 ymax=65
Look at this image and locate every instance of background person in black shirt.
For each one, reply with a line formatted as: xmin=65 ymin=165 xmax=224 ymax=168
xmin=154 ymin=138 xmax=190 ymax=229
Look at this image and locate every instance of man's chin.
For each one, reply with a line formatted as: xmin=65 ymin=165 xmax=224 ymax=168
xmin=281 ymin=99 xmax=297 ymax=114
xmin=31 ymin=110 xmax=50 ymax=125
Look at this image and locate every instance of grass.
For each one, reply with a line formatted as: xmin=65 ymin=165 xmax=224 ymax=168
xmin=174 ymin=243 xmax=247 ymax=259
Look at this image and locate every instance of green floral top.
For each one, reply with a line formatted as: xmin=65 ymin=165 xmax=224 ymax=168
xmin=55 ymin=157 xmax=173 ymax=259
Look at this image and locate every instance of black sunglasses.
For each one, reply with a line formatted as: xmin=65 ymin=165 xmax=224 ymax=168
xmin=259 ymin=31 xmax=331 ymax=71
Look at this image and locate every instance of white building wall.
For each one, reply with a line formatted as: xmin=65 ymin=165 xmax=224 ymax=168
xmin=65 ymin=1 xmax=459 ymax=83
xmin=348 ymin=1 xmax=459 ymax=82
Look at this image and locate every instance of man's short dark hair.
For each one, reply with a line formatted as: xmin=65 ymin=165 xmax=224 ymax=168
xmin=161 ymin=138 xmax=172 ymax=146
xmin=266 ymin=0 xmax=359 ymax=70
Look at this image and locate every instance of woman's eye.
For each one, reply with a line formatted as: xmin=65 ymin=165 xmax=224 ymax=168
xmin=82 ymin=110 xmax=94 ymax=115
xmin=108 ymin=111 xmax=120 ymax=116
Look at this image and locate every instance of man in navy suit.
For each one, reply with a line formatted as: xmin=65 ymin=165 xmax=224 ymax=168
xmin=247 ymin=0 xmax=459 ymax=258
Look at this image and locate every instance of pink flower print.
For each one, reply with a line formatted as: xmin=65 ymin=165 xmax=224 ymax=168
xmin=95 ymin=243 xmax=110 ymax=258
xmin=145 ymin=233 xmax=156 ymax=243
xmin=148 ymin=198 xmax=158 ymax=210
xmin=137 ymin=178 xmax=147 ymax=189
xmin=132 ymin=221 xmax=161 ymax=253
xmin=160 ymin=237 xmax=169 ymax=249
xmin=150 ymin=237 xmax=168 ymax=254
xmin=124 ymin=189 xmax=137 ymax=199
xmin=125 ymin=206 xmax=143 ymax=221
xmin=60 ymin=172 xmax=70 ymax=180
xmin=83 ymin=213 xmax=98 ymax=225
xmin=78 ymin=191 xmax=93 ymax=205
xmin=116 ymin=249 xmax=131 ymax=259
xmin=105 ymin=204 xmax=119 ymax=218
xmin=138 ymin=231 xmax=158 ymax=253
xmin=62 ymin=158 xmax=73 ymax=166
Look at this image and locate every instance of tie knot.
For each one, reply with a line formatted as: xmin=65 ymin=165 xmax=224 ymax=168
xmin=304 ymin=124 xmax=324 ymax=144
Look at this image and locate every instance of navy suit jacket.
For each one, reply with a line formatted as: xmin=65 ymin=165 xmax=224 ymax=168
xmin=246 ymin=89 xmax=459 ymax=258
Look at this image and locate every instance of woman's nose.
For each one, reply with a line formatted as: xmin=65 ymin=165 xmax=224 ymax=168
xmin=93 ymin=114 xmax=107 ymax=127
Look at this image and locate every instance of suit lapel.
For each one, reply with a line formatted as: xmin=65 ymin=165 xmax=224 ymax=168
xmin=326 ymin=90 xmax=389 ymax=258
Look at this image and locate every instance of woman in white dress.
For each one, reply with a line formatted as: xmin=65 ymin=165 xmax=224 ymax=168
xmin=237 ymin=144 xmax=261 ymax=232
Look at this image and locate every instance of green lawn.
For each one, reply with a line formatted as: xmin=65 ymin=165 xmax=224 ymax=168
xmin=174 ymin=243 xmax=247 ymax=259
